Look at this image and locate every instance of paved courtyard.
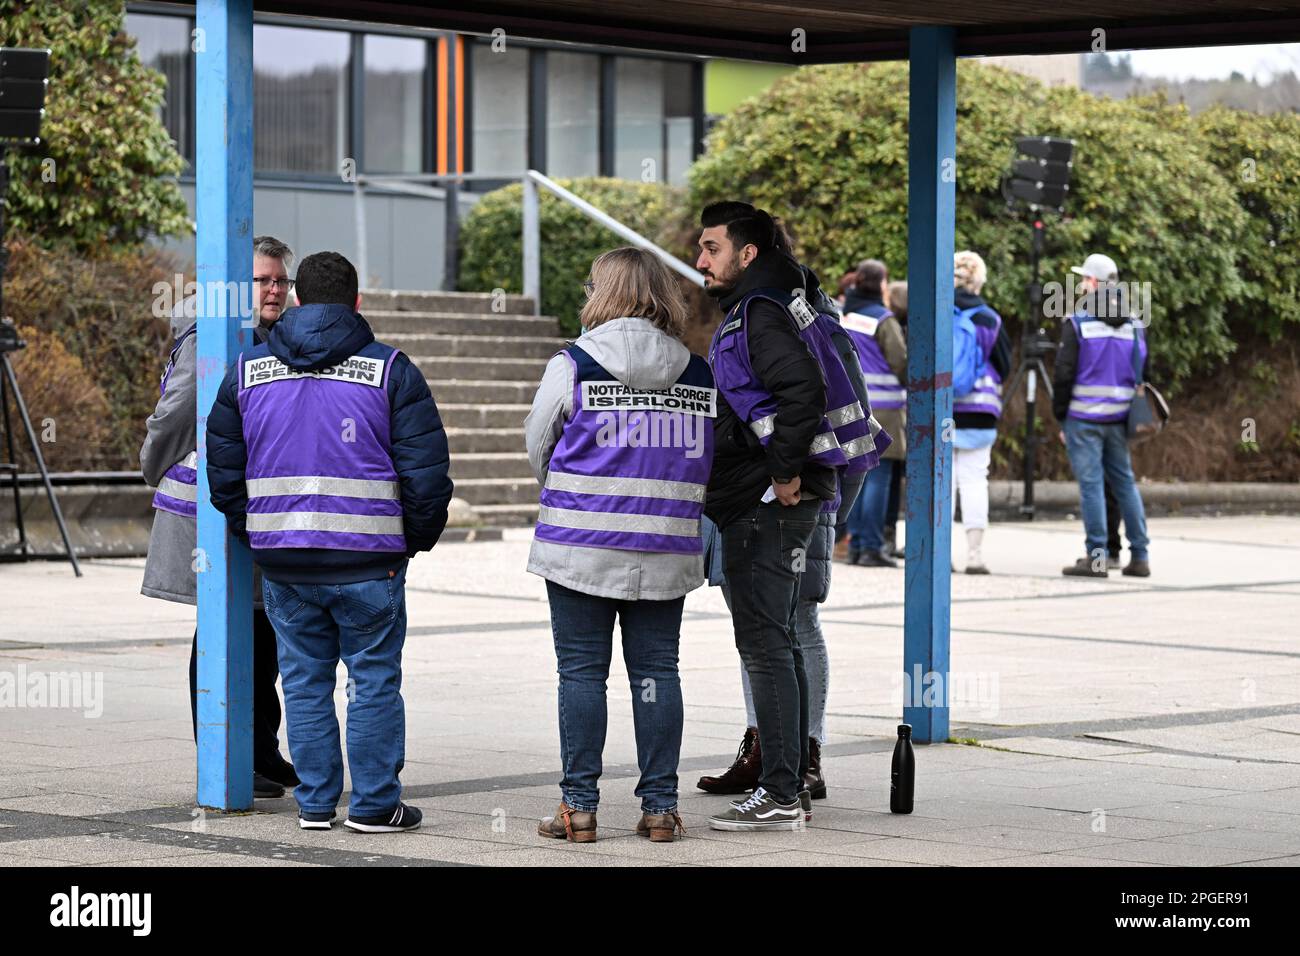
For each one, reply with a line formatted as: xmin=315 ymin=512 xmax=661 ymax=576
xmin=2 ymin=514 xmax=1299 ymax=867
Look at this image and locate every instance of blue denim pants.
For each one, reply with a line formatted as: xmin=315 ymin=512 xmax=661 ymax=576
xmin=262 ymin=564 xmax=408 ymax=818
xmin=545 ymin=580 xmax=685 ymax=815
xmin=1063 ymin=418 xmax=1150 ymax=561
xmin=847 ymin=458 xmax=895 ymax=552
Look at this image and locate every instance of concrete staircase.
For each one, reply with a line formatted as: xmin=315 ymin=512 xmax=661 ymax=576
xmin=363 ymin=289 xmax=566 ymax=527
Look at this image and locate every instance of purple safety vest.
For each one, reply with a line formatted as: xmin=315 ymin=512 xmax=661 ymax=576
xmin=953 ymin=305 xmax=1004 ymax=419
xmin=151 ymin=325 xmax=199 ymax=518
xmin=236 ymin=347 xmax=406 ymax=553
xmin=1067 ymin=313 xmax=1146 ymax=424
xmin=841 ymin=303 xmax=906 ymax=412
xmin=709 ymin=289 xmax=857 ymax=476
xmin=534 ymin=343 xmax=715 ymax=555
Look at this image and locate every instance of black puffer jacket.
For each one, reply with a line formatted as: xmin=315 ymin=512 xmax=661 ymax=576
xmin=705 ymin=250 xmax=836 ymax=529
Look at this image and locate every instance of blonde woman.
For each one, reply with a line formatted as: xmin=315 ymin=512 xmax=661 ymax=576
xmin=952 ymin=250 xmax=1012 ymax=573
xmin=525 ymin=247 xmax=715 ymax=844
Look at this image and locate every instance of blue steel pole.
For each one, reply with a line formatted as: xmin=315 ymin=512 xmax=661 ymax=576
xmin=195 ymin=0 xmax=255 ymax=810
xmin=903 ymin=26 xmax=955 ymax=744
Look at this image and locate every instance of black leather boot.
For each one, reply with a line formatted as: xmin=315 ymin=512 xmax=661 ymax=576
xmin=803 ymin=736 xmax=827 ymax=800
xmin=696 ymin=727 xmax=761 ymax=795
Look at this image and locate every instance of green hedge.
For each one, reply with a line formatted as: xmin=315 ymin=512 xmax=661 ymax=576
xmin=689 ymin=61 xmax=1266 ymax=391
xmin=456 ymin=64 xmax=1300 ymax=390
xmin=457 ymin=178 xmax=689 ymax=336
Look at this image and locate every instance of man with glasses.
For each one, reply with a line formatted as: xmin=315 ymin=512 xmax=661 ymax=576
xmin=141 ymin=235 xmax=299 ymax=798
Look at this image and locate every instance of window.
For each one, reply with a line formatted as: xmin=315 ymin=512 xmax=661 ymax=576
xmin=470 ymin=42 xmax=528 ymax=176
xmin=125 ymin=13 xmax=192 ymax=162
xmin=364 ymin=35 xmax=428 ymax=173
xmin=253 ymin=25 xmax=350 ymax=175
xmin=546 ymin=52 xmax=599 ymax=177
xmin=614 ymin=58 xmax=696 ymax=185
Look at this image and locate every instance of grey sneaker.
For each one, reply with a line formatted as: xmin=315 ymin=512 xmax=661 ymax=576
xmin=708 ymin=787 xmax=804 ymax=831
xmin=731 ymin=786 xmax=812 ymax=821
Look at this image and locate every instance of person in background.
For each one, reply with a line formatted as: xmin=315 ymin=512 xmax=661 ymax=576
xmin=840 ymin=259 xmax=906 ymax=567
xmin=884 ymin=280 xmax=909 ymax=558
xmin=140 ymin=235 xmax=298 ymax=799
xmin=696 ymin=265 xmax=873 ymax=811
xmin=951 ymin=251 xmax=1011 ymax=575
xmin=526 ymin=247 xmax=711 ymax=844
xmin=207 ymin=251 xmax=453 ymax=833
xmin=1052 ymin=253 xmax=1151 ymax=578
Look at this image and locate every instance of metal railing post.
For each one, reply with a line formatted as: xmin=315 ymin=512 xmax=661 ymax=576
xmin=353 ymin=178 xmax=369 ymax=288
xmin=522 ymin=173 xmax=541 ymax=315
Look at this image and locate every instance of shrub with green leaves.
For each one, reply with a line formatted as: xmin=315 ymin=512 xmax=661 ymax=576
xmin=458 ymin=178 xmax=689 ymax=336
xmin=689 ymin=61 xmax=1268 ymax=390
xmin=0 ymin=0 xmax=190 ymax=250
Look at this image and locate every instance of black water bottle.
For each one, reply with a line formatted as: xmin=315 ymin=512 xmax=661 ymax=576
xmin=890 ymin=723 xmax=914 ymax=814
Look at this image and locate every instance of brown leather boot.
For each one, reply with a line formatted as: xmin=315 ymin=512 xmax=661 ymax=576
xmin=537 ymin=802 xmax=597 ymax=843
xmin=636 ymin=811 xmax=686 ymax=842
xmin=696 ymin=727 xmax=760 ymax=795
xmin=803 ymin=736 xmax=827 ymax=800
xmin=832 ymin=534 xmax=850 ymax=563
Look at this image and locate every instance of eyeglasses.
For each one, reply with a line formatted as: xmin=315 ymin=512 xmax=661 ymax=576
xmin=254 ymin=277 xmax=294 ymax=291
xmin=582 ymin=280 xmax=595 ymax=298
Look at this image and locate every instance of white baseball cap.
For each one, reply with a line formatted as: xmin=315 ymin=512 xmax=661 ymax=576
xmin=1070 ymin=253 xmax=1119 ymax=283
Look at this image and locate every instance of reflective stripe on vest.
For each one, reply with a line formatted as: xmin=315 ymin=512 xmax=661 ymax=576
xmin=841 ymin=310 xmax=906 ymax=410
xmin=534 ymin=343 xmax=714 ymax=555
xmin=152 ymin=450 xmax=199 ymax=518
xmin=151 ymin=326 xmax=201 ymax=519
xmin=952 ymin=305 xmax=1004 ymax=419
xmin=238 ymin=348 xmax=406 ymax=552
xmin=1067 ymin=315 xmax=1141 ymax=423
xmin=954 ymin=373 xmax=1003 ymax=417
xmin=710 ymin=292 xmax=850 ymax=471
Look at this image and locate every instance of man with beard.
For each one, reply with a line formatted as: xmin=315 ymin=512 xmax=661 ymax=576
xmin=695 ymin=201 xmax=841 ymax=832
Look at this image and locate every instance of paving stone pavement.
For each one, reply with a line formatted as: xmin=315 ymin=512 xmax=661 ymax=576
xmin=2 ymin=515 xmax=1298 ymax=867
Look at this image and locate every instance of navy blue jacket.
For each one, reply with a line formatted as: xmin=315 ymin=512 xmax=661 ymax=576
xmin=206 ymin=303 xmax=453 ymax=583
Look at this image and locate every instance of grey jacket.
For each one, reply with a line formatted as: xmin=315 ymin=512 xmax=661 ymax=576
xmin=140 ymin=306 xmax=265 ymax=607
xmin=524 ymin=317 xmax=706 ymax=601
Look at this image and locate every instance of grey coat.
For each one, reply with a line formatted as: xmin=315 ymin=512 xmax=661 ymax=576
xmin=524 ymin=317 xmax=706 ymax=602
xmin=140 ymin=306 xmax=265 ymax=607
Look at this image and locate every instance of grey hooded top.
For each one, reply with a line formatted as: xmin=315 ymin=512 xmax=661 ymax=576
xmin=139 ymin=302 xmax=266 ymax=607
xmin=524 ymin=316 xmax=706 ymax=601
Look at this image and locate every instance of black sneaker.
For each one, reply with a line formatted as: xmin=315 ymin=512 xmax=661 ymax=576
xmin=798 ymin=788 xmax=812 ymax=822
xmin=253 ymin=773 xmax=285 ymax=799
xmin=708 ymin=787 xmax=803 ymax=831
xmin=344 ymin=802 xmax=423 ymax=833
xmin=299 ymin=809 xmax=337 ymax=830
xmin=856 ymin=549 xmax=898 ymax=568
xmin=1062 ymin=557 xmax=1107 ymax=578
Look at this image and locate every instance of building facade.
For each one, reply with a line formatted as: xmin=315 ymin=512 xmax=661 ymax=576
xmin=127 ymin=2 xmax=710 ymax=289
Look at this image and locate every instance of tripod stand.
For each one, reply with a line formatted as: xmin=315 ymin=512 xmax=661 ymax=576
xmin=999 ymin=215 xmax=1055 ymax=520
xmin=0 ymin=154 xmax=81 ymax=575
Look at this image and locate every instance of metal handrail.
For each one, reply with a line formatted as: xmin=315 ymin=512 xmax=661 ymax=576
xmin=350 ymin=170 xmax=702 ymax=316
xmin=522 ymin=170 xmax=704 ymax=315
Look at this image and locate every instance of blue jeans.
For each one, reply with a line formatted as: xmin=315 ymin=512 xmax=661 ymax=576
xmin=545 ymin=580 xmax=685 ymax=814
xmin=262 ymin=565 xmax=408 ymax=818
xmin=848 ymin=459 xmax=895 ymax=552
xmin=1063 ymin=419 xmax=1150 ymax=561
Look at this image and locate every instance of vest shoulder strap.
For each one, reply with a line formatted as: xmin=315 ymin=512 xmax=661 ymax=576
xmin=565 ymin=343 xmax=616 ymax=383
